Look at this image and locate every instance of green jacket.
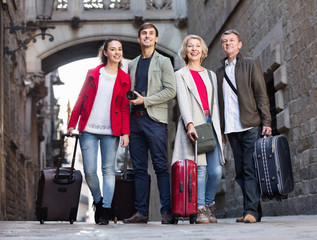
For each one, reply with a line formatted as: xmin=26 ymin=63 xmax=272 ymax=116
xmin=216 ymin=52 xmax=271 ymax=132
xmin=128 ymin=51 xmax=176 ymax=124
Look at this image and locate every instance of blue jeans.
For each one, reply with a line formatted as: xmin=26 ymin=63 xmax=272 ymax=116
xmin=79 ymin=132 xmax=119 ymax=208
xmin=129 ymin=114 xmax=171 ymax=216
xmin=197 ymin=116 xmax=222 ymax=207
xmin=227 ymin=126 xmax=262 ymax=220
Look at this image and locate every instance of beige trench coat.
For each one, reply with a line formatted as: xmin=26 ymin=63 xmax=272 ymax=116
xmin=172 ymin=67 xmax=225 ymax=166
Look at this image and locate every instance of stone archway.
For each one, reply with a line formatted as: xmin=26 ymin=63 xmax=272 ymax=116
xmin=42 ymin=40 xmax=174 ymax=74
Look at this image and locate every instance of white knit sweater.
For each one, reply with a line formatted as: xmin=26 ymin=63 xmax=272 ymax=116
xmin=85 ymin=68 xmax=117 ymax=135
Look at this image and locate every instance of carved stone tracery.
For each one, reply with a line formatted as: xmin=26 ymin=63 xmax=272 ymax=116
xmin=146 ymin=0 xmax=172 ymax=10
xmin=83 ymin=0 xmax=130 ymax=10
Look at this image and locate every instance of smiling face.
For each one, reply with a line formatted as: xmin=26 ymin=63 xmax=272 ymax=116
xmin=138 ymin=27 xmax=158 ymax=49
xmin=221 ymin=33 xmax=242 ymax=59
xmin=186 ymin=38 xmax=203 ymax=64
xmin=103 ymin=40 xmax=123 ymax=64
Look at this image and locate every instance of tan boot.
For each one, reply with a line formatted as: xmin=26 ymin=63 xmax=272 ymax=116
xmin=205 ymin=203 xmax=217 ymax=223
xmin=196 ymin=207 xmax=209 ymax=224
xmin=244 ymin=214 xmax=257 ymax=223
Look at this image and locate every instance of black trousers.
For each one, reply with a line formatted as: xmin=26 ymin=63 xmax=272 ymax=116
xmin=227 ymin=126 xmax=262 ymax=220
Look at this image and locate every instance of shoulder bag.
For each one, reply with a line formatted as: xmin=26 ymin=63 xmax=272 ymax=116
xmin=193 ymin=70 xmax=217 ymax=154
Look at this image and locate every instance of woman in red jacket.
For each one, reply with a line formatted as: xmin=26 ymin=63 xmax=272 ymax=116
xmin=67 ymin=39 xmax=131 ymax=225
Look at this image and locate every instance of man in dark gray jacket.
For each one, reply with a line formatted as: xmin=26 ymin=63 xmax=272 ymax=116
xmin=216 ymin=29 xmax=272 ymax=223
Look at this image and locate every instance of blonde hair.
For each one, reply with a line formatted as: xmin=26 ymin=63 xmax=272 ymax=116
xmin=180 ymin=35 xmax=208 ymax=64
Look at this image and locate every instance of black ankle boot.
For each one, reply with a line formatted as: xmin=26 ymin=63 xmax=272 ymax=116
xmin=93 ymin=197 xmax=103 ymax=224
xmin=99 ymin=207 xmax=111 ymax=225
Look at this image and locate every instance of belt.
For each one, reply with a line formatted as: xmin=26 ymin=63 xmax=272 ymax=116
xmin=204 ymin=110 xmax=211 ymax=116
xmin=132 ymin=110 xmax=148 ymax=117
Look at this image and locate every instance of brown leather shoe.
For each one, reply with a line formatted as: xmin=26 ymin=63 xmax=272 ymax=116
xmin=123 ymin=212 xmax=148 ymax=224
xmin=244 ymin=214 xmax=256 ymax=223
xmin=236 ymin=216 xmax=244 ymax=223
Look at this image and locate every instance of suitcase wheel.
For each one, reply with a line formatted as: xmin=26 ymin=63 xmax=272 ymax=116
xmin=171 ymin=216 xmax=178 ymax=224
xmin=40 ymin=219 xmax=44 ymax=224
xmin=70 ymin=219 xmax=74 ymax=224
xmin=189 ymin=216 xmax=196 ymax=224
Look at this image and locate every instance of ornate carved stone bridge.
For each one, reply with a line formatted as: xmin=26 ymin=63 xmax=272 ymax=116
xmin=26 ymin=0 xmax=187 ymax=74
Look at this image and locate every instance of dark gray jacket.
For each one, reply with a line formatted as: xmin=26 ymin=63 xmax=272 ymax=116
xmin=216 ymin=52 xmax=271 ymax=132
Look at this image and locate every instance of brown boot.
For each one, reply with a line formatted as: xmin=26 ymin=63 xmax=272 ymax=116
xmin=205 ymin=202 xmax=217 ymax=223
xmin=196 ymin=207 xmax=209 ymax=224
xmin=236 ymin=216 xmax=244 ymax=223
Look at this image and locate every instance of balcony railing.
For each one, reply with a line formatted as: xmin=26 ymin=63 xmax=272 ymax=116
xmin=50 ymin=0 xmax=186 ymax=24
xmin=56 ymin=0 xmax=174 ymax=11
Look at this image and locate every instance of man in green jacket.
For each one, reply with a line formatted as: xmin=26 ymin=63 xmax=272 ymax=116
xmin=123 ymin=22 xmax=176 ymax=224
xmin=216 ymin=29 xmax=272 ymax=223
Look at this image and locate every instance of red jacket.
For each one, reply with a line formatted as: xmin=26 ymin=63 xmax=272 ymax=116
xmin=68 ymin=64 xmax=131 ymax=136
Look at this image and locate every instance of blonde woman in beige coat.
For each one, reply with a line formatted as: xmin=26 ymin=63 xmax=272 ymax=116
xmin=172 ymin=35 xmax=225 ymax=224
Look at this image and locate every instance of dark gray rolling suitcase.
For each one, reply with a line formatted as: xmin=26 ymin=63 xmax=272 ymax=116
xmin=254 ymin=134 xmax=294 ymax=200
xmin=110 ymin=148 xmax=151 ymax=223
xmin=36 ymin=134 xmax=82 ymax=224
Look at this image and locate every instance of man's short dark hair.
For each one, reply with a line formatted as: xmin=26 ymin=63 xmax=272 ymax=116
xmin=221 ymin=29 xmax=241 ymax=42
xmin=138 ymin=22 xmax=159 ymax=37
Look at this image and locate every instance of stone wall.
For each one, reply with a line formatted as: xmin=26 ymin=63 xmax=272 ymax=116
xmin=187 ymin=0 xmax=317 ymax=217
xmin=0 ymin=1 xmax=43 ymax=220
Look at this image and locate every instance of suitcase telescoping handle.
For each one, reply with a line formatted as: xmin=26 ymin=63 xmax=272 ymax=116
xmin=191 ymin=132 xmax=198 ymax=163
xmin=123 ymin=146 xmax=128 ymax=181
xmin=56 ymin=133 xmax=79 ymax=180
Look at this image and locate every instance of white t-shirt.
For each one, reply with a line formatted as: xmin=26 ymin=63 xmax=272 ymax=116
xmin=85 ymin=68 xmax=117 ymax=135
xmin=223 ymin=58 xmax=252 ymax=134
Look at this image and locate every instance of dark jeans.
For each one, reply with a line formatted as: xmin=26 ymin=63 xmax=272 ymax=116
xmin=129 ymin=114 xmax=171 ymax=216
xmin=227 ymin=126 xmax=262 ymax=220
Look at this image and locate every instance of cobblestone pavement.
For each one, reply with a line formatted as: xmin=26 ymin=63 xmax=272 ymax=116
xmin=1 ymin=215 xmax=317 ymax=240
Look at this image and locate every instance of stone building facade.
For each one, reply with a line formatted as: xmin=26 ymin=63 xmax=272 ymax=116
xmin=1 ymin=0 xmax=316 ymax=221
xmin=187 ymin=0 xmax=317 ymax=217
xmin=0 ymin=1 xmax=40 ymax=220
xmin=0 ymin=0 xmax=61 ymax=220
xmin=0 ymin=0 xmax=187 ymax=221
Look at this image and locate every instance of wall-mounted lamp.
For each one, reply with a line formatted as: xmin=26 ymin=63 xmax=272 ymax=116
xmin=51 ymin=72 xmax=64 ymax=86
xmin=4 ymin=0 xmax=56 ymax=62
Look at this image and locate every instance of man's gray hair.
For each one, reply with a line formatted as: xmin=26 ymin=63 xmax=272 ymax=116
xmin=221 ymin=29 xmax=241 ymax=42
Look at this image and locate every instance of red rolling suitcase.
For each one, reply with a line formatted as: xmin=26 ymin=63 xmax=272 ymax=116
xmin=171 ymin=134 xmax=198 ymax=224
xmin=254 ymin=133 xmax=294 ymax=201
xmin=36 ymin=134 xmax=82 ymax=224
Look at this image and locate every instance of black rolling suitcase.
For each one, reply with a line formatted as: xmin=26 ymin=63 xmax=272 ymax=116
xmin=254 ymin=133 xmax=294 ymax=200
xmin=111 ymin=148 xmax=151 ymax=223
xmin=36 ymin=134 xmax=82 ymax=224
